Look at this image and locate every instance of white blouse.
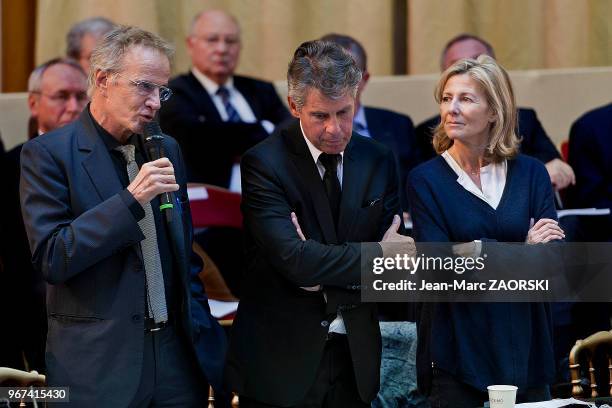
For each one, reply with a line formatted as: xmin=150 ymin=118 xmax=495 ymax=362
xmin=442 ymin=150 xmax=507 ymax=210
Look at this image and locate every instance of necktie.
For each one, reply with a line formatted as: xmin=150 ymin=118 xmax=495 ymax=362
xmin=115 ymin=145 xmax=168 ymax=323
xmin=319 ymin=153 xmax=342 ymax=227
xmin=216 ymin=86 xmax=241 ymax=123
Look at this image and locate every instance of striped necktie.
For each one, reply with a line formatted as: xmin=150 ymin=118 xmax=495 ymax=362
xmin=115 ymin=144 xmax=168 ymax=323
xmin=216 ymin=86 xmax=241 ymax=123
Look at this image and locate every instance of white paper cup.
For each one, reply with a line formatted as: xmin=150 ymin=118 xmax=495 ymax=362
xmin=487 ymin=385 xmax=517 ymax=408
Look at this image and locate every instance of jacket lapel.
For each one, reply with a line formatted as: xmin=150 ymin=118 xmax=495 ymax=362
xmin=337 ymin=135 xmax=362 ymax=242
xmin=77 ymin=111 xmax=124 ymax=202
xmin=234 ymin=76 xmax=261 ymax=119
xmin=161 ymin=138 xmax=190 ymax=285
xmin=186 ymin=72 xmax=223 ymax=122
xmin=284 ymin=121 xmax=338 ymax=244
xmin=364 ymin=107 xmax=386 ymax=142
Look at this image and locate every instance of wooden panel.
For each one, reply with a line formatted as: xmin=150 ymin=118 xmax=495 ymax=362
xmin=1 ymin=0 xmax=36 ymax=92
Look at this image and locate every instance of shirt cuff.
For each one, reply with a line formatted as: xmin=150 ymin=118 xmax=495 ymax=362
xmin=120 ymin=189 xmax=145 ymax=221
xmin=260 ymin=119 xmax=275 ymax=134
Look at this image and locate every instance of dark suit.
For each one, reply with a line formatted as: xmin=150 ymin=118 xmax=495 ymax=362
xmin=159 ymin=72 xmax=291 ymax=187
xmin=19 ymin=111 xmax=226 ymax=406
xmin=225 ymin=120 xmax=401 ymax=406
xmin=362 ymin=106 xmax=418 ymax=211
xmin=415 ymin=108 xmax=561 ymax=164
xmin=1 ymin=141 xmax=46 ymax=372
xmin=567 ymin=103 xmax=612 ymax=241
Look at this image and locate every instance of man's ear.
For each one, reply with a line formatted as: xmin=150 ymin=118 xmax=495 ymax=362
xmin=362 ymin=70 xmax=370 ymax=86
xmin=28 ymin=93 xmax=39 ymax=117
xmin=186 ymin=36 xmax=195 ymax=58
xmin=95 ymin=70 xmax=110 ymax=96
xmin=287 ymin=96 xmax=300 ymax=118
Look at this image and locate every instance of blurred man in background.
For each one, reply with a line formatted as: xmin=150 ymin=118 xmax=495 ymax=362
xmin=1 ymin=58 xmax=88 ymax=373
xmin=415 ymin=33 xmax=575 ymax=191
xmin=160 ymin=9 xmax=290 ymax=189
xmin=66 ymin=16 xmax=115 ymax=72
xmin=160 ymin=10 xmax=290 ymax=298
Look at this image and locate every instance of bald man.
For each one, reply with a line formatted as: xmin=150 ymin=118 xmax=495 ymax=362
xmin=160 ymin=9 xmax=290 ymax=189
xmin=2 ymin=58 xmax=88 ymax=372
xmin=415 ymin=33 xmax=575 ymax=192
xmin=160 ymin=10 xmax=291 ymax=298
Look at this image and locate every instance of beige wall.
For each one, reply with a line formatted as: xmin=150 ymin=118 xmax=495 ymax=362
xmin=408 ymin=0 xmax=612 ymax=74
xmin=35 ymin=0 xmax=394 ymax=81
xmin=356 ymin=67 xmax=612 ymax=145
xmin=34 ymin=0 xmax=612 ymax=80
xmin=3 ymin=66 xmax=610 ymax=151
xmin=273 ymin=66 xmax=612 ymax=147
xmin=0 ymin=93 xmax=30 ymax=150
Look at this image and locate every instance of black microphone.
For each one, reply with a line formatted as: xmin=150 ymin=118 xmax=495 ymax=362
xmin=143 ymin=121 xmax=173 ymax=223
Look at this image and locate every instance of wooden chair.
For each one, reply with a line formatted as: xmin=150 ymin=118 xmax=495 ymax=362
xmin=0 ymin=367 xmax=45 ymax=407
xmin=187 ymin=184 xmax=241 ymax=406
xmin=193 ymin=242 xmax=237 ymax=302
xmin=569 ymin=330 xmax=612 ymax=397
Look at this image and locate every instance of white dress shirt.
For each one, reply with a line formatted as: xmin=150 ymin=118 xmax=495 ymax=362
xmin=300 ymin=121 xmax=346 ymax=335
xmin=191 ymin=68 xmax=257 ymax=123
xmin=191 ymin=68 xmax=275 ymax=192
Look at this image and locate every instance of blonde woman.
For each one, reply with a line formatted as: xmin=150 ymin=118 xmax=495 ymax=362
xmin=408 ymin=56 xmax=564 ymax=407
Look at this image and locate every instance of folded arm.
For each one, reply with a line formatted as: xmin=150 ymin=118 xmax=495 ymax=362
xmin=241 ymin=151 xmax=383 ymax=288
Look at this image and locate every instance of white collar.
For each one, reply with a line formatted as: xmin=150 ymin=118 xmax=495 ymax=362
xmin=299 ymin=120 xmax=344 ymax=165
xmin=353 ymin=105 xmax=367 ymax=128
xmin=191 ymin=67 xmax=235 ymax=96
xmin=442 ymin=150 xmax=507 ymax=209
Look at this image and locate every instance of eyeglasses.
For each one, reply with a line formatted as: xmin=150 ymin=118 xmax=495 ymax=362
xmin=115 ymin=73 xmax=172 ymax=102
xmin=193 ymin=35 xmax=240 ymax=47
xmin=31 ymin=91 xmax=88 ymax=104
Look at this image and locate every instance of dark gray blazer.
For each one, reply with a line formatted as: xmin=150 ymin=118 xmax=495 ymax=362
xmin=19 ymin=111 xmax=226 ymax=406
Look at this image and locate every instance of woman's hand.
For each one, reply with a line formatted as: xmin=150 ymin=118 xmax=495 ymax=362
xmin=526 ymin=218 xmax=565 ymax=244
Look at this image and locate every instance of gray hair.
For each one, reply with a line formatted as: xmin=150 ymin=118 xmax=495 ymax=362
xmin=319 ymin=33 xmax=367 ymax=72
xmin=287 ymin=40 xmax=362 ymax=110
xmin=440 ymin=33 xmax=496 ymax=71
xmin=88 ymin=25 xmax=174 ymax=94
xmin=28 ymin=58 xmax=86 ymax=93
xmin=66 ymin=17 xmax=115 ymax=60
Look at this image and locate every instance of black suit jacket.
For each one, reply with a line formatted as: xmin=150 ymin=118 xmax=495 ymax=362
xmin=159 ymin=72 xmax=291 ymax=187
xmin=225 ymin=120 xmax=401 ymax=405
xmin=19 ymin=111 xmax=227 ymax=406
xmin=364 ymin=106 xmax=418 ymax=210
xmin=567 ymin=103 xmax=612 ymax=241
xmin=415 ymin=107 xmax=561 ymax=164
xmin=2 ymin=142 xmax=46 ymax=371
xmin=6 ymin=144 xmax=38 ymax=294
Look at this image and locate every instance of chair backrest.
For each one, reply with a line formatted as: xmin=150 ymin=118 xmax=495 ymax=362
xmin=569 ymin=330 xmax=612 ymax=397
xmin=0 ymin=367 xmax=45 ymax=386
xmin=561 ymin=140 xmax=569 ymax=162
xmin=187 ymin=183 xmax=242 ymax=229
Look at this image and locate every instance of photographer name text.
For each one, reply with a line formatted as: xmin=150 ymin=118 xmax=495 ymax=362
xmin=372 ymin=279 xmax=549 ymax=292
